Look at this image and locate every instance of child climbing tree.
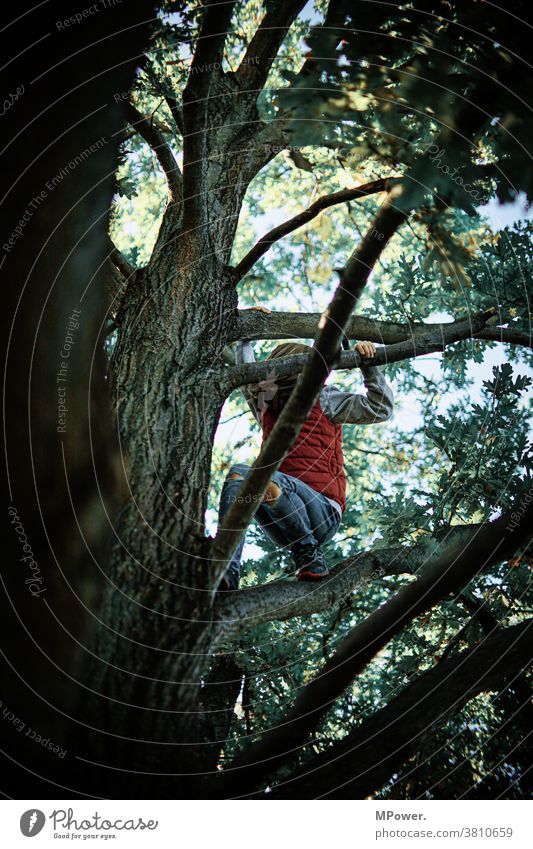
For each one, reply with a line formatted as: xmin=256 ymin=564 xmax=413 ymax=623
xmin=3 ymin=0 xmax=532 ymax=800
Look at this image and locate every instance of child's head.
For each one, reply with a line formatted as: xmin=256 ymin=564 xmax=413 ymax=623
xmin=267 ymin=341 xmax=312 ymax=360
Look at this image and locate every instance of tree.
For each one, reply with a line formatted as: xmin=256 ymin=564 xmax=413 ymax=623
xmin=3 ymin=0 xmax=532 ymax=799
xmin=1 ymin=0 xmax=156 ymax=797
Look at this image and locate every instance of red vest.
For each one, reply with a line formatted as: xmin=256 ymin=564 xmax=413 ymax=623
xmin=261 ymin=400 xmax=346 ymax=512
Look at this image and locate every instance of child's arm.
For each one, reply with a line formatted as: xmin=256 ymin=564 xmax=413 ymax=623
xmin=321 ymin=369 xmax=394 ymax=424
xmin=320 ymin=343 xmax=394 ymax=424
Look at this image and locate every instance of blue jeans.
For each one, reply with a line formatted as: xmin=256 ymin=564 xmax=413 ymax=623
xmin=218 ymin=463 xmax=341 ymax=586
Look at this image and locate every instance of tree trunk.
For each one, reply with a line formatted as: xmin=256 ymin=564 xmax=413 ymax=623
xmin=79 ymin=51 xmax=284 ymax=789
xmin=83 ymin=248 xmax=240 ymax=791
xmin=0 ymin=0 xmax=155 ymax=799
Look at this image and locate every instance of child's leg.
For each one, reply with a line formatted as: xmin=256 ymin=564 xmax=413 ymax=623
xmin=257 ymin=472 xmax=341 ymax=579
xmin=255 ymin=470 xmax=320 ymax=550
xmin=287 ymin=475 xmax=341 ymax=547
xmin=219 ymin=466 xmax=318 ymax=564
xmin=217 ymin=465 xmax=339 ymax=585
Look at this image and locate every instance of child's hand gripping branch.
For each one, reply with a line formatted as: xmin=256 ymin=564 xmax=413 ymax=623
xmin=354 ymin=340 xmax=376 ymax=358
xmin=217 ymin=314 xmax=393 ymax=590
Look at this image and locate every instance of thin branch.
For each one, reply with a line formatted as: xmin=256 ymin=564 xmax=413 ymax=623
xmin=473 ymin=325 xmax=533 ymax=348
xmin=231 ymin=307 xmax=530 ymax=349
xmin=226 ymin=337 xmax=445 ymax=391
xmin=143 ymin=61 xmax=184 ymax=136
xmin=235 ymin=0 xmax=309 ymax=92
xmin=124 ymin=102 xmax=182 ymax=199
xmin=216 ymin=498 xmax=533 ymax=796
xmin=268 ymin=618 xmax=533 ymax=799
xmin=164 ymin=90 xmax=184 ymax=136
xmin=233 ymin=178 xmax=401 ymax=281
xmin=182 ymin=0 xmax=237 ymax=225
xmin=211 ymin=188 xmax=409 ymax=583
xmin=106 ymin=234 xmax=135 ymax=280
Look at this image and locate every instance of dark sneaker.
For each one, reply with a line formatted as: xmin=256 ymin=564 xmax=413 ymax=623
xmin=291 ymin=543 xmax=330 ymax=581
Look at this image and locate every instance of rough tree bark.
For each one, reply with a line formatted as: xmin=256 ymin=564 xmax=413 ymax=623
xmin=1 ymin=0 xmax=156 ymax=798
xmin=84 ymin=0 xmax=312 ymax=794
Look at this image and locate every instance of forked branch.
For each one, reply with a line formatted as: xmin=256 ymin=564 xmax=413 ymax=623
xmin=231 ymin=307 xmax=530 ymax=349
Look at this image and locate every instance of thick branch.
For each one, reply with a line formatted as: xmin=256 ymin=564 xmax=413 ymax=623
xmin=215 ymin=524 xmax=489 ymax=635
xmin=269 ymin=618 xmax=533 ymax=799
xmin=235 ymin=0 xmax=308 ymax=92
xmin=211 ymin=189 xmax=409 ymax=583
xmin=216 ymin=548 xmax=406 ymax=635
xmin=124 ymin=102 xmax=182 ymax=199
xmin=185 ymin=1 xmax=236 ymax=87
xmin=458 ymin=591 xmax=533 ymax=731
xmin=182 ymin=0 xmax=236 ymax=226
xmin=231 ymin=308 xmax=529 ymax=350
xmin=217 ymin=498 xmax=533 ymax=795
xmin=233 ymin=177 xmax=401 ymax=281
